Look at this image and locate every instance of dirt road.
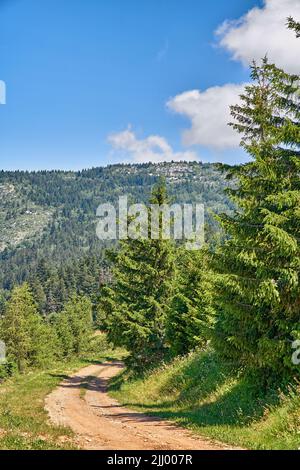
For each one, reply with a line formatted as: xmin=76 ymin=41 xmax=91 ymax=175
xmin=45 ymin=361 xmax=235 ymax=450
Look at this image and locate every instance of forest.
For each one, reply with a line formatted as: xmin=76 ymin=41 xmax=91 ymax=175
xmin=0 ymin=15 xmax=299 ymax=452
xmin=0 ymin=161 xmax=232 ymax=313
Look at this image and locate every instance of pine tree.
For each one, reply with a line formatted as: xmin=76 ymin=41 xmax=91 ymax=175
xmin=29 ymin=278 xmax=47 ymax=312
xmin=287 ymin=16 xmax=300 ymax=37
xmin=166 ymin=248 xmax=215 ymax=356
xmin=213 ymin=58 xmax=300 ymax=380
xmin=54 ymin=294 xmax=93 ymax=356
xmin=0 ymin=283 xmax=54 ymax=371
xmin=52 ymin=311 xmax=74 ymax=357
xmin=98 ymin=181 xmax=176 ymax=369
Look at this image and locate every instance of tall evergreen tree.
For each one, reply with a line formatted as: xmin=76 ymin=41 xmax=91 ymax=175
xmin=166 ymin=248 xmax=215 ymax=356
xmin=54 ymin=294 xmax=93 ymax=357
xmin=213 ymin=58 xmax=300 ymax=380
xmin=98 ymin=182 xmax=176 ymax=369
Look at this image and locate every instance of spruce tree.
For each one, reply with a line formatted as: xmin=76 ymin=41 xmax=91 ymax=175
xmin=54 ymin=294 xmax=93 ymax=356
xmin=29 ymin=278 xmax=47 ymax=312
xmin=166 ymin=248 xmax=215 ymax=356
xmin=213 ymin=58 xmax=300 ymax=380
xmin=98 ymin=181 xmax=176 ymax=369
xmin=53 ymin=311 xmax=74 ymax=357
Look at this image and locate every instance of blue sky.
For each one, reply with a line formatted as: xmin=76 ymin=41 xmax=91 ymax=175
xmin=0 ymin=0 xmax=299 ymax=170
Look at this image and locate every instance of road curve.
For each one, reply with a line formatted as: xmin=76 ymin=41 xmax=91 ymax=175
xmin=45 ymin=361 xmax=236 ymax=450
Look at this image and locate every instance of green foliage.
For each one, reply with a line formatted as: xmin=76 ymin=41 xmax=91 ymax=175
xmin=1 ymin=24 xmax=300 ymax=451
xmin=0 ymin=162 xmax=232 ymax=314
xmin=0 ymin=287 xmax=94 ymax=373
xmin=99 ymin=182 xmax=177 ymax=369
xmin=213 ymin=58 xmax=300 ymax=381
xmin=0 ymin=284 xmax=55 ymax=371
xmin=110 ymin=349 xmax=300 ymax=450
xmin=287 ymin=16 xmax=300 ymax=37
xmin=0 ymin=361 xmax=17 ymax=381
xmin=53 ymin=295 xmax=93 ymax=357
xmin=166 ymin=248 xmax=215 ymax=356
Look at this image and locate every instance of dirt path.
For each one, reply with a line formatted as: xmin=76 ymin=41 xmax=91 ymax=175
xmin=45 ymin=361 xmax=235 ymax=450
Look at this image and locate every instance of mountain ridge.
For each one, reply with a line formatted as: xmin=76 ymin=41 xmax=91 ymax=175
xmin=0 ymin=161 xmax=233 ymax=312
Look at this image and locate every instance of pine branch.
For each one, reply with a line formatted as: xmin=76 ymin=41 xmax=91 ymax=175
xmin=287 ymin=16 xmax=300 ymax=38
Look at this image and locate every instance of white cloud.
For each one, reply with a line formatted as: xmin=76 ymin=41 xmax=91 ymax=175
xmin=108 ymin=127 xmax=199 ymax=163
xmin=216 ymin=0 xmax=300 ymax=73
xmin=166 ymin=0 xmax=300 ymax=152
xmin=167 ymin=83 xmax=246 ymax=150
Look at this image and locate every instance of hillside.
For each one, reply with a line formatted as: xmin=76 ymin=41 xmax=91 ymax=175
xmin=110 ymin=349 xmax=300 ymax=450
xmin=0 ymin=162 xmax=233 ymax=312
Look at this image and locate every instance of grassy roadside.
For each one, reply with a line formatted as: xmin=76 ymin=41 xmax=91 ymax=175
xmin=0 ymin=345 xmax=123 ymax=450
xmin=109 ymin=350 xmax=300 ymax=450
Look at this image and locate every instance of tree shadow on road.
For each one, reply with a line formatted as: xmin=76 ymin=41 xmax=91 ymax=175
xmin=110 ymin=351 xmax=282 ymax=429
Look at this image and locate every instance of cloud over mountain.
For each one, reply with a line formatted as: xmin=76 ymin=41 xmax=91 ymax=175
xmin=108 ymin=128 xmax=198 ymax=163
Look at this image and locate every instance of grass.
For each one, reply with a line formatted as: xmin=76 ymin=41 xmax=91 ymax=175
xmin=109 ymin=350 xmax=300 ymax=450
xmin=0 ymin=341 xmax=124 ymax=450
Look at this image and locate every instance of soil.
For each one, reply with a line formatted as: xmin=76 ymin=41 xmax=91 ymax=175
xmin=45 ymin=361 xmax=237 ymax=450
